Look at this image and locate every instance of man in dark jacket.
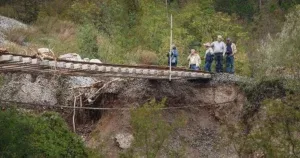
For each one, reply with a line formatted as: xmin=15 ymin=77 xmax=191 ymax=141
xmin=167 ymin=44 xmax=178 ymax=67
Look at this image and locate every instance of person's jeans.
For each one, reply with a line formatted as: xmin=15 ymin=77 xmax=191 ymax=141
xmin=204 ymin=54 xmax=213 ymax=72
xmin=226 ymin=55 xmax=234 ymax=74
xmin=171 ymin=63 xmax=177 ymax=67
xmin=190 ymin=64 xmax=199 ymax=70
xmin=215 ymin=53 xmax=223 ymax=73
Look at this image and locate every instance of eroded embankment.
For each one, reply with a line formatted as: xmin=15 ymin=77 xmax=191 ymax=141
xmin=0 ymin=73 xmax=247 ymax=157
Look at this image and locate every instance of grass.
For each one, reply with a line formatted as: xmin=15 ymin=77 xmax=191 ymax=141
xmin=2 ymin=16 xmax=79 ymax=56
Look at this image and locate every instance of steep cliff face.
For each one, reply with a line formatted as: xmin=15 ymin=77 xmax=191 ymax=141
xmin=0 ymin=73 xmax=246 ymax=157
xmin=86 ymin=78 xmax=245 ymax=158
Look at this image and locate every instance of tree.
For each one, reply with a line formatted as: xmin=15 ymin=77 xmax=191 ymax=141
xmin=252 ymin=5 xmax=300 ymax=80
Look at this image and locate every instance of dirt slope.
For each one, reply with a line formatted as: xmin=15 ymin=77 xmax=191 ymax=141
xmin=0 ymin=73 xmax=246 ymax=157
xmin=85 ymin=78 xmax=245 ymax=158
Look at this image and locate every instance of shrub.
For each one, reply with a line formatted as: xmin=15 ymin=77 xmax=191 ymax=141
xmin=0 ymin=108 xmax=88 ymax=157
xmin=137 ymin=50 xmax=158 ymax=65
xmin=77 ymin=24 xmax=99 ymax=59
xmin=121 ymin=99 xmax=186 ymax=158
xmin=224 ymin=94 xmax=300 ymax=157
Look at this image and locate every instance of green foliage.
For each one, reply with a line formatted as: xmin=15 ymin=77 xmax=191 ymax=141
xmin=77 ymin=24 xmax=99 ymax=59
xmin=65 ymin=0 xmax=250 ymax=73
xmin=0 ymin=0 xmax=74 ymax=23
xmin=278 ymin=0 xmax=300 ymax=10
xmin=214 ymin=0 xmax=256 ymax=19
xmin=251 ymin=5 xmax=300 ymax=79
xmin=0 ymin=0 xmax=39 ymax=23
xmin=1 ymin=0 xmax=255 ymax=75
xmin=173 ymin=0 xmax=248 ymax=69
xmin=121 ymin=99 xmax=186 ymax=158
xmin=238 ymin=78 xmax=293 ymax=122
xmin=0 ymin=109 xmax=87 ymax=157
xmin=225 ymin=94 xmax=300 ymax=157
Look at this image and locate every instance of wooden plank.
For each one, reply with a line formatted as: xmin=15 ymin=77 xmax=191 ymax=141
xmin=128 ymin=68 xmax=135 ymax=74
xmin=0 ymin=55 xmax=12 ymax=62
xmin=105 ymin=66 xmax=112 ymax=72
xmin=112 ymin=67 xmax=120 ymax=73
xmin=163 ymin=70 xmax=169 ymax=76
xmin=31 ymin=59 xmax=39 ymax=64
xmin=82 ymin=64 xmax=89 ymax=70
xmin=49 ymin=61 xmax=57 ymax=67
xmin=22 ymin=57 xmax=32 ymax=63
xmin=57 ymin=62 xmax=66 ymax=68
xmin=73 ymin=64 xmax=82 ymax=69
xmin=66 ymin=63 xmax=73 ymax=69
xmin=12 ymin=56 xmax=22 ymax=62
xmin=98 ymin=66 xmax=105 ymax=72
xmin=149 ymin=70 xmax=156 ymax=75
xmin=203 ymin=73 xmax=211 ymax=78
xmin=90 ymin=65 xmax=98 ymax=71
xmin=40 ymin=60 xmax=49 ymax=66
xmin=142 ymin=69 xmax=149 ymax=75
xmin=135 ymin=69 xmax=142 ymax=74
xmin=120 ymin=68 xmax=127 ymax=73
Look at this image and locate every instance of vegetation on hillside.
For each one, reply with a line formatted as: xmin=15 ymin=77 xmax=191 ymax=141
xmin=0 ymin=108 xmax=88 ymax=157
xmin=1 ymin=0 xmax=300 ymax=157
xmin=1 ymin=0 xmax=252 ymax=75
xmin=121 ymin=99 xmax=186 ymax=158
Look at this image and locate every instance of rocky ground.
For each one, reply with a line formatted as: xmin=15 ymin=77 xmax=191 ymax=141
xmin=0 ymin=72 xmax=248 ymax=157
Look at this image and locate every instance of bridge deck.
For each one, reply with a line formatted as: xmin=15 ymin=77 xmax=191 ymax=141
xmin=0 ymin=53 xmax=211 ymax=80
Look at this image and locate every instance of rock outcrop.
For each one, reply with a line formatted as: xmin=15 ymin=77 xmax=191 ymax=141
xmin=0 ymin=15 xmax=27 ymax=45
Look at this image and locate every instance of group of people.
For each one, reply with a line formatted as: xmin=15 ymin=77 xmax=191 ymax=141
xmin=168 ymin=35 xmax=237 ymax=73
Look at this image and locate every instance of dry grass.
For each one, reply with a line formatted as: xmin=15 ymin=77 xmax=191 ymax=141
xmin=137 ymin=49 xmax=158 ymax=65
xmin=4 ymin=27 xmax=36 ymax=46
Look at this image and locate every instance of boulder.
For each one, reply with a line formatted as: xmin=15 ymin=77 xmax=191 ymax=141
xmin=90 ymin=59 xmax=102 ymax=63
xmin=115 ymin=133 xmax=134 ymax=149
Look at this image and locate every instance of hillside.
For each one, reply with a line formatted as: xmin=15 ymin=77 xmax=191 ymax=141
xmin=1 ymin=0 xmax=300 ymax=157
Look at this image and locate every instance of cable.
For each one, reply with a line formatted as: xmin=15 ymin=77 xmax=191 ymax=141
xmin=0 ymin=99 xmax=236 ymax=111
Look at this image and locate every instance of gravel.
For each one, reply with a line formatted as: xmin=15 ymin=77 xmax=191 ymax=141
xmin=210 ymin=73 xmax=253 ymax=85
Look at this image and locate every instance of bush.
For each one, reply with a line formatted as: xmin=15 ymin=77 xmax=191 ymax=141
xmin=77 ymin=24 xmax=99 ymax=59
xmin=121 ymin=99 xmax=186 ymax=158
xmin=137 ymin=50 xmax=158 ymax=65
xmin=224 ymin=94 xmax=300 ymax=157
xmin=0 ymin=108 xmax=87 ymax=157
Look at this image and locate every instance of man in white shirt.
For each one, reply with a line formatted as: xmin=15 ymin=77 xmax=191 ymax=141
xmin=211 ymin=35 xmax=226 ymax=73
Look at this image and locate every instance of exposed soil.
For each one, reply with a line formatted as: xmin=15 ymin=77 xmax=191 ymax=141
xmin=0 ymin=73 xmax=246 ymax=157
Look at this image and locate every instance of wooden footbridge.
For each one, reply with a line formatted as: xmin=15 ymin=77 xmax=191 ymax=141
xmin=0 ymin=53 xmax=211 ymax=80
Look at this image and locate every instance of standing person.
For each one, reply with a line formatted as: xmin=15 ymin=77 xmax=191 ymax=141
xmin=211 ymin=35 xmax=226 ymax=73
xmin=167 ymin=44 xmax=179 ymax=67
xmin=187 ymin=49 xmax=201 ymax=70
xmin=204 ymin=43 xmax=214 ymax=72
xmin=225 ymin=38 xmax=237 ymax=74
